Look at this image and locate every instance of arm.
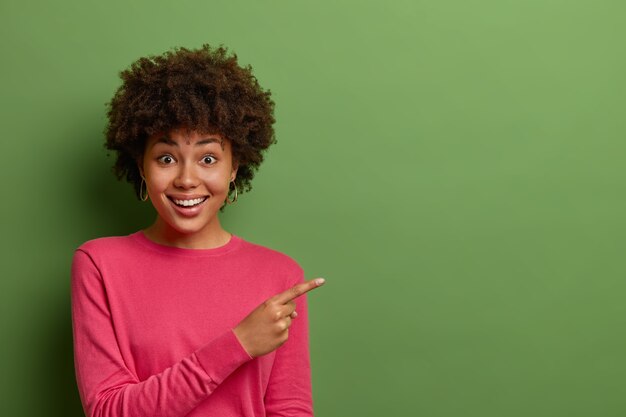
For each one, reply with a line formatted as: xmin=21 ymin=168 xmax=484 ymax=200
xmin=71 ymin=249 xmax=252 ymax=417
xmin=264 ymin=267 xmax=315 ymax=417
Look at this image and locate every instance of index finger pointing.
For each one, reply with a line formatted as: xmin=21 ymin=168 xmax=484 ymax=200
xmin=273 ymin=278 xmax=326 ymax=304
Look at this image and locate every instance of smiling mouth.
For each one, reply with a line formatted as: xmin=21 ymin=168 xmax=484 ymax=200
xmin=168 ymin=197 xmax=208 ymax=207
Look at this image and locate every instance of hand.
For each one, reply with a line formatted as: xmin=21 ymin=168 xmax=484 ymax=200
xmin=233 ymin=278 xmax=326 ymax=358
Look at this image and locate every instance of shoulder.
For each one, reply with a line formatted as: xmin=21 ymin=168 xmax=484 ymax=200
xmin=74 ymin=233 xmax=140 ymax=264
xmin=76 ymin=234 xmax=135 ymax=253
xmin=237 ymin=237 xmax=305 ymax=283
xmin=238 ymin=237 xmax=302 ymax=270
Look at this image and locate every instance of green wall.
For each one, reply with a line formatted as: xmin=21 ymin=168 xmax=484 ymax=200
xmin=2 ymin=1 xmax=625 ymax=416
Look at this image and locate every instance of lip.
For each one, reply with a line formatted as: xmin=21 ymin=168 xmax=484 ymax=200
xmin=167 ymin=196 xmax=209 ymax=217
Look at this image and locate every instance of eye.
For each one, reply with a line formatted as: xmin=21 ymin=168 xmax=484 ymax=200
xmin=157 ymin=154 xmax=175 ymax=164
xmin=202 ymin=155 xmax=217 ymax=165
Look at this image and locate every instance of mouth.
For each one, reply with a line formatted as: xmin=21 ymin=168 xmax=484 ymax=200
xmin=168 ymin=196 xmax=208 ymax=208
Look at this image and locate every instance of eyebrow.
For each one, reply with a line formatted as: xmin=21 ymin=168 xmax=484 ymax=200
xmin=155 ymin=136 xmax=223 ymax=147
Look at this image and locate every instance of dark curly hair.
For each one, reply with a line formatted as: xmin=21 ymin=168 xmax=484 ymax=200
xmin=104 ymin=44 xmax=276 ymax=209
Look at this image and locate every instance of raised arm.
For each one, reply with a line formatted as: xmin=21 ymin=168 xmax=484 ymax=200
xmin=265 ymin=268 xmax=317 ymax=417
xmin=71 ymin=249 xmax=253 ymax=417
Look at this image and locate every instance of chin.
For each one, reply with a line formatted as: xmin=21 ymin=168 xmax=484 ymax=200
xmin=167 ymin=222 xmax=211 ymax=236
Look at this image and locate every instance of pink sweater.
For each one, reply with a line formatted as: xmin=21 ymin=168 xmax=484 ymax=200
xmin=71 ymin=231 xmax=313 ymax=417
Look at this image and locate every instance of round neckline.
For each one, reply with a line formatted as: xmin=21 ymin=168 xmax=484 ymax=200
xmin=130 ymin=230 xmax=242 ymax=257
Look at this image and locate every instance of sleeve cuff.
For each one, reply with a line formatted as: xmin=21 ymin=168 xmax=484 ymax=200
xmin=194 ymin=329 xmax=253 ymax=385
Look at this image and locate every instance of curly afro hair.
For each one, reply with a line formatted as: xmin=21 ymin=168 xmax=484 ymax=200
xmin=104 ymin=44 xmax=276 ymax=209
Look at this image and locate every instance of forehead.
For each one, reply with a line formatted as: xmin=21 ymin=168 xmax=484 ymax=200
xmin=147 ymin=129 xmax=228 ymax=149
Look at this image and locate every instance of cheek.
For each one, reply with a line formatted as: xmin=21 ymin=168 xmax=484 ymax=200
xmin=204 ymin=169 xmax=232 ymax=188
xmin=144 ymin=170 xmax=169 ymax=191
xmin=207 ymin=180 xmax=230 ymax=196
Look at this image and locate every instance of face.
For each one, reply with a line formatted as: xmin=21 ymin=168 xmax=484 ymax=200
xmin=140 ymin=128 xmax=238 ymax=240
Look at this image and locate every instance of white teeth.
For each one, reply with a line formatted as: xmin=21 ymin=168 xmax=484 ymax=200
xmin=172 ymin=197 xmax=206 ymax=207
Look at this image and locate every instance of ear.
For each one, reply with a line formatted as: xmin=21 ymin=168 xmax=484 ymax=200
xmin=230 ymin=161 xmax=239 ymax=182
xmin=136 ymin=157 xmax=145 ymax=179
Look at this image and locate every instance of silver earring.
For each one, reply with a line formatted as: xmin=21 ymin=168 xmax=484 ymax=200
xmin=226 ymin=180 xmax=238 ymax=204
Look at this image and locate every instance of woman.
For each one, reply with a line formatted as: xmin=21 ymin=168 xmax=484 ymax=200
xmin=71 ymin=44 xmax=325 ymax=417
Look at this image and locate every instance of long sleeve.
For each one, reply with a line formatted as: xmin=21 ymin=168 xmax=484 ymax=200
xmin=264 ymin=266 xmax=314 ymax=417
xmin=70 ymin=249 xmax=253 ymax=417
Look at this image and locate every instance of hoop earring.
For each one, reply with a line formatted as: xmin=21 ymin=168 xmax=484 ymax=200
xmin=139 ymin=176 xmax=149 ymax=202
xmin=226 ymin=180 xmax=238 ymax=204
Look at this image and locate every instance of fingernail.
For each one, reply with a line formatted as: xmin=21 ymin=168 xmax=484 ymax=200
xmin=315 ymin=278 xmax=325 ymax=286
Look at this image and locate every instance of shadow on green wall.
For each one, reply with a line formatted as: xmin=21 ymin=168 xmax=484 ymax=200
xmin=46 ymin=119 xmax=155 ymax=416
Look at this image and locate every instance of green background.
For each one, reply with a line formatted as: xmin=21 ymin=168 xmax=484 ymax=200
xmin=1 ymin=0 xmax=625 ymax=416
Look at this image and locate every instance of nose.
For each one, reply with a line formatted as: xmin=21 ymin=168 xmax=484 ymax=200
xmin=173 ymin=162 xmax=200 ymax=189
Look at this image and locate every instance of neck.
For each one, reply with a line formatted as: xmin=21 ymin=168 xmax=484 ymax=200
xmin=143 ymin=217 xmax=232 ymax=249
